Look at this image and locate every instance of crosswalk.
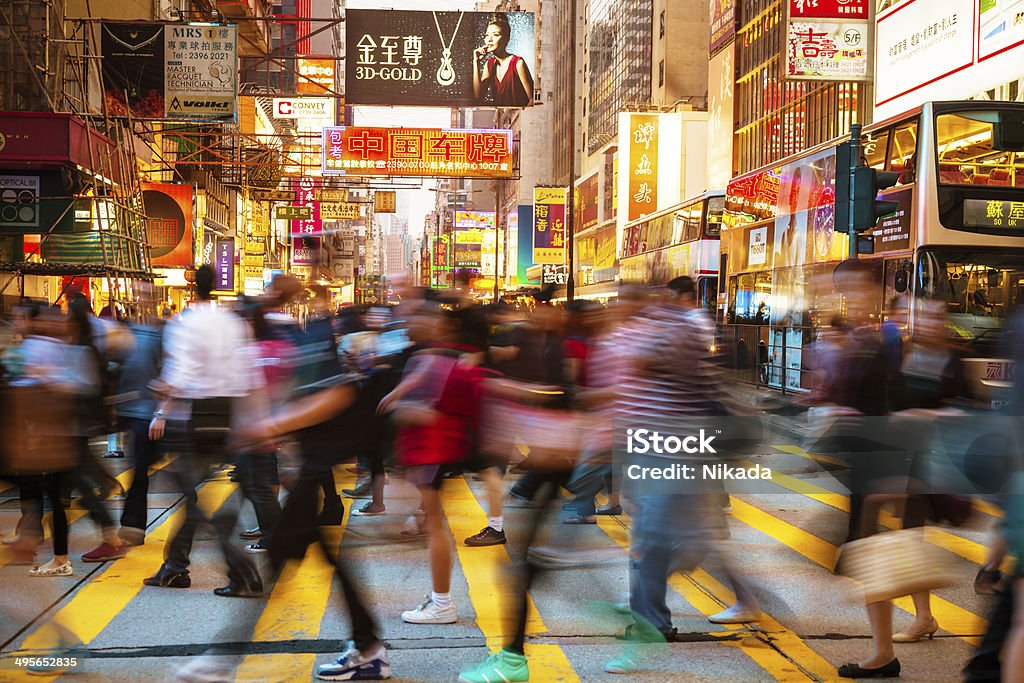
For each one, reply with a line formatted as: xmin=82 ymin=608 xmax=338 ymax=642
xmin=0 ymin=444 xmax=1003 ymax=682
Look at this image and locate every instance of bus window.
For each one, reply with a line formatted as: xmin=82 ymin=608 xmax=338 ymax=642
xmin=862 ymin=129 xmax=889 ymax=169
xmin=705 ymin=195 xmax=725 ymax=237
xmin=936 ymin=109 xmax=1024 ymax=186
xmin=728 ymin=272 xmax=772 ymax=324
xmin=917 ymin=248 xmax=1024 ymax=355
xmin=889 ymin=121 xmax=918 ymax=184
xmin=698 ymin=277 xmax=718 ymax=311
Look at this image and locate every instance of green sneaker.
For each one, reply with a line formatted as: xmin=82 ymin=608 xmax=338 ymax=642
xmin=604 ymin=652 xmax=639 ymax=675
xmin=458 ymin=649 xmax=529 ymax=683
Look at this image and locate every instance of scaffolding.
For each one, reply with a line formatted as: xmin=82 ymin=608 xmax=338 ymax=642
xmin=0 ymin=0 xmax=155 ymax=317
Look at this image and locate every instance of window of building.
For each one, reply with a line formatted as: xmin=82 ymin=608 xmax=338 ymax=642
xmin=659 ymin=11 xmax=665 ymax=38
xmin=659 ymin=60 xmax=664 ymax=87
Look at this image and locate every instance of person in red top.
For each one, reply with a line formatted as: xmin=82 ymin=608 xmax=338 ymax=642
xmin=383 ymin=303 xmax=492 ymax=626
xmin=472 ymin=13 xmax=534 ymax=108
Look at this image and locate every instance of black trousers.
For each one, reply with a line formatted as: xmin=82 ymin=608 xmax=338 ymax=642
xmin=963 ymin=584 xmax=1015 ymax=682
xmin=160 ymin=398 xmax=261 ymax=588
xmin=268 ymin=455 xmax=379 ymax=651
xmin=236 ymin=451 xmax=282 ymax=538
xmin=120 ymin=417 xmax=159 ymax=532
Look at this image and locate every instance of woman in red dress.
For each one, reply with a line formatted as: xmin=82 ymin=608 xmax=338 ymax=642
xmin=472 ymin=13 xmax=534 ymax=108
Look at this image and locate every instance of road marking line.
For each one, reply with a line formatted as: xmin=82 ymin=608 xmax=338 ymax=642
xmin=233 ymin=469 xmax=353 ymax=683
xmin=0 ymin=456 xmax=176 ymax=570
xmin=597 ymin=510 xmax=839 ymax=682
xmin=13 ymin=474 xmax=237 ymax=673
xmin=444 ymin=477 xmax=579 ymax=683
xmin=729 ymin=497 xmax=985 ymax=645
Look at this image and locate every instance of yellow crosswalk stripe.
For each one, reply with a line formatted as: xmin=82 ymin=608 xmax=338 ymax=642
xmin=728 ymin=497 xmax=986 ymax=645
xmin=597 ymin=510 xmax=841 ymax=682
xmin=234 ymin=469 xmax=353 ymax=683
xmin=0 ymin=456 xmax=176 ymax=570
xmin=13 ymin=473 xmax=238 ymax=678
xmin=752 ymin=458 xmax=990 ymax=565
xmin=444 ymin=477 xmax=579 ymax=683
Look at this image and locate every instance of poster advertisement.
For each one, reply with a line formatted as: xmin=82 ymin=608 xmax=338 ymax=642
xmin=141 ymin=183 xmax=193 ymax=267
xmin=533 ymin=187 xmax=567 ymax=265
xmin=291 ymin=235 xmax=320 ymax=266
xmin=322 ymin=127 xmax=513 ymax=179
xmin=709 ymin=0 xmax=737 ymax=54
xmin=785 ymin=21 xmax=869 ymax=80
xmin=576 ymin=172 xmax=599 ymax=232
xmin=101 ymin=22 xmax=237 ymax=121
xmin=345 ymin=10 xmax=536 ymax=108
xmin=979 ymin=0 xmax=1024 ymax=60
xmin=297 ymin=57 xmax=338 ymax=96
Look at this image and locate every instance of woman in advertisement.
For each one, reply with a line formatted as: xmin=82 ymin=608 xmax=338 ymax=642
xmin=472 ymin=13 xmax=533 ymax=108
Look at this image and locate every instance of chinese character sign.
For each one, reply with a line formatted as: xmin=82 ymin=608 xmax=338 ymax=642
xmin=346 ymin=10 xmax=536 ymax=108
xmin=786 ymin=21 xmax=869 ymax=80
xmin=710 ymin=0 xmax=737 ymax=53
xmin=788 ymin=0 xmax=867 ymax=20
xmin=297 ymin=57 xmax=337 ymax=96
xmin=214 ymin=237 xmax=235 ymax=291
xmin=101 ymin=23 xmax=237 ymax=121
xmin=291 ymin=235 xmax=320 ymax=266
xmin=322 ymin=127 xmax=514 ymax=179
xmin=291 ymin=178 xmax=321 ymax=237
xmin=628 ymin=114 xmax=659 ymax=223
xmin=533 ymin=187 xmax=567 ymax=265
xmin=141 ymin=183 xmax=193 ymax=267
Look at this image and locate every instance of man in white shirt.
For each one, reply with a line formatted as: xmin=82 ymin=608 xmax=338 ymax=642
xmin=143 ymin=265 xmax=265 ymax=598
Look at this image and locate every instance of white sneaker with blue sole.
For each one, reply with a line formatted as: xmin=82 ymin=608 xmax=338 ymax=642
xmin=316 ymin=642 xmax=391 ymax=680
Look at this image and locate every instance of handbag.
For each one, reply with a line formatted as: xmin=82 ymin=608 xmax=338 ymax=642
xmin=0 ymin=384 xmax=78 ymax=475
xmin=480 ymin=395 xmax=586 ymax=471
xmin=839 ymin=527 xmax=957 ymax=604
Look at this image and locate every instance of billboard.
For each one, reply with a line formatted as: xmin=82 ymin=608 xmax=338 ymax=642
xmin=874 ymin=0 xmax=994 ymax=118
xmin=575 ymin=172 xmax=599 ymax=233
xmin=533 ymin=187 xmax=567 ymax=265
xmin=626 ymin=114 xmax=659 ymax=223
xmin=297 ymin=57 xmax=337 ymax=96
xmin=784 ymin=1 xmax=870 ymax=81
xmin=291 ymin=235 xmax=320 ymax=266
xmin=213 ymin=236 xmax=235 ymax=292
xmin=101 ymin=22 xmax=237 ymax=121
xmin=272 ymin=97 xmax=334 ymax=121
xmin=709 ymin=0 xmax=736 ymax=54
xmin=322 ymin=127 xmax=513 ymax=178
xmin=707 ymin=44 xmax=735 ymax=189
xmin=142 ymin=183 xmax=193 ymax=267
xmin=345 ymin=10 xmax=536 ymax=108
xmin=454 ymin=211 xmax=494 ymax=269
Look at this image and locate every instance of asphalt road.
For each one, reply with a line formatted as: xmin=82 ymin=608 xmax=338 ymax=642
xmin=0 ymin=431 xmax=1001 ymax=682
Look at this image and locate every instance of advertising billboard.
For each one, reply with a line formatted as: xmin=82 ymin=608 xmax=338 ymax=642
xmin=454 ymin=211 xmax=494 ymax=269
xmin=707 ymin=44 xmax=735 ymax=189
xmin=533 ymin=187 xmax=566 ymax=265
xmin=626 ymin=114 xmax=659 ymax=223
xmin=322 ymin=127 xmax=514 ymax=178
xmin=296 ymin=57 xmax=337 ymax=96
xmin=213 ymin=236 xmax=235 ymax=292
xmin=575 ymin=172 xmax=599 ymax=233
xmin=101 ymin=22 xmax=237 ymax=121
xmin=291 ymin=235 xmax=320 ymax=266
xmin=345 ymin=10 xmax=536 ymax=108
xmin=874 ymin=0 xmax=995 ymax=119
xmin=784 ymin=1 xmax=870 ymax=81
xmin=142 ymin=183 xmax=193 ymax=267
xmin=709 ymin=0 xmax=736 ymax=54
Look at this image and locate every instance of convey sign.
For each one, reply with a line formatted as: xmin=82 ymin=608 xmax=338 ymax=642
xmin=273 ymin=98 xmax=333 ymax=120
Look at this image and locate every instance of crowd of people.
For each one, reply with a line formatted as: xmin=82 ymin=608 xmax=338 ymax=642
xmin=0 ymin=261 xmax=1022 ymax=682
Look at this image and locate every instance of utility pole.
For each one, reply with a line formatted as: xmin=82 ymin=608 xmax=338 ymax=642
xmin=565 ymin=0 xmax=578 ymax=302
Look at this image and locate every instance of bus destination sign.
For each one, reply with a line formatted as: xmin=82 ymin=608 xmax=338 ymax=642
xmin=963 ymin=199 xmax=1024 ymax=229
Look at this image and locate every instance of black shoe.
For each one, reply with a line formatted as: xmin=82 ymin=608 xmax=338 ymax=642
xmin=213 ymin=583 xmax=262 ymax=598
xmin=974 ymin=566 xmax=1002 ymax=595
xmin=836 ymin=659 xmax=900 ymax=678
xmin=104 ymin=450 xmax=125 ymax=459
xmin=143 ymin=567 xmax=191 ymax=588
xmin=596 ymin=504 xmax=623 ymax=516
xmin=316 ymin=506 xmax=344 ymax=526
xmin=464 ymin=526 xmax=506 ymax=547
xmin=342 ymin=481 xmax=371 ymax=498
xmin=239 ymin=527 xmax=263 ymax=540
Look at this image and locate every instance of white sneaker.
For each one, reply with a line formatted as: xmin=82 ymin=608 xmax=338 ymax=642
xmin=708 ymin=604 xmax=761 ymax=624
xmin=401 ymin=595 xmax=456 ymax=624
xmin=29 ymin=561 xmax=73 ymax=577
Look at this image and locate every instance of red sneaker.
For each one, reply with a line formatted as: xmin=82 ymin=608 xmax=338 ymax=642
xmin=82 ymin=542 xmax=127 ymax=562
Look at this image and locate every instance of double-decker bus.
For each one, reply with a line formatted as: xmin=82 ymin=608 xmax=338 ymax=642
xmin=620 ymin=191 xmax=724 ymax=309
xmin=720 ymin=101 xmax=1024 ymax=404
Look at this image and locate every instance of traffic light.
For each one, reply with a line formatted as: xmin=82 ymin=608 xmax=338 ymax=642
xmin=834 ymin=141 xmax=901 ymax=234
